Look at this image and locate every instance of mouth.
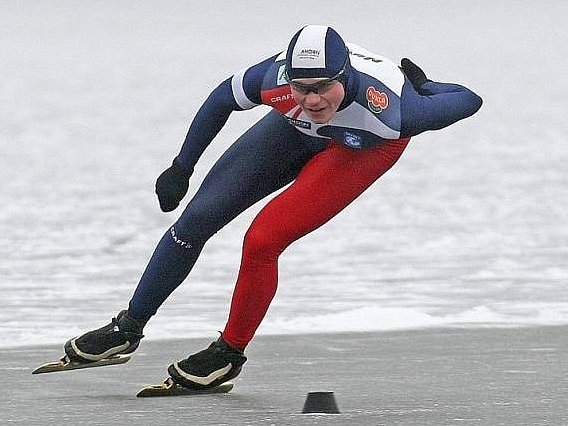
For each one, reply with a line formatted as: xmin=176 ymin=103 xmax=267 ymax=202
xmin=304 ymin=108 xmax=330 ymax=124
xmin=306 ymin=106 xmax=326 ymax=114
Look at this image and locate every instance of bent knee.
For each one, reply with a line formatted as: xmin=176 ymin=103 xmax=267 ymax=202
xmin=242 ymin=225 xmax=288 ymax=261
xmin=173 ymin=209 xmax=218 ymax=245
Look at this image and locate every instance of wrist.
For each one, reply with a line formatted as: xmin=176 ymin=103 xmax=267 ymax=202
xmin=172 ymin=157 xmax=193 ymax=178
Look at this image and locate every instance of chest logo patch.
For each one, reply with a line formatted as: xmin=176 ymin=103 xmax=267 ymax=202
xmin=366 ymin=87 xmax=389 ymax=113
xmin=344 ymin=131 xmax=363 ymax=148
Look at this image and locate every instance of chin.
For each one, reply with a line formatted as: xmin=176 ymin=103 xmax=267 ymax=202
xmin=308 ymin=112 xmax=333 ymax=124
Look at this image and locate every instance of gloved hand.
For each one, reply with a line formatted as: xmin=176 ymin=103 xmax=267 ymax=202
xmin=155 ymin=158 xmax=193 ymax=212
xmin=400 ymin=58 xmax=430 ymax=92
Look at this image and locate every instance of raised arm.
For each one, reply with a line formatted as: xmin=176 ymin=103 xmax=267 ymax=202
xmin=399 ymin=58 xmax=482 ymax=137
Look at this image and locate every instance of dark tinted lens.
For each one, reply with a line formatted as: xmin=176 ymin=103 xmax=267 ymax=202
xmin=289 ymin=79 xmax=335 ymax=95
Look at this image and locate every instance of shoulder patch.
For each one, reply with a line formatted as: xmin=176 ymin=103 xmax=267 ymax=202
xmin=366 ymin=86 xmax=389 ymax=113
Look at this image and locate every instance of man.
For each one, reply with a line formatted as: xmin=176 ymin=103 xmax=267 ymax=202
xmin=65 ymin=25 xmax=482 ymax=389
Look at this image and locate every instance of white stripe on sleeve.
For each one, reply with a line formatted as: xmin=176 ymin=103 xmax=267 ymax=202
xmin=231 ymin=69 xmax=258 ymax=110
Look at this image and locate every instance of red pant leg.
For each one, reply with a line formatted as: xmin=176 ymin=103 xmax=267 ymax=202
xmin=222 ymin=138 xmax=410 ymax=349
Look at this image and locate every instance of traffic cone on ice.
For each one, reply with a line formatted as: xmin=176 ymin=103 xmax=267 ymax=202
xmin=301 ymin=391 xmax=340 ymax=414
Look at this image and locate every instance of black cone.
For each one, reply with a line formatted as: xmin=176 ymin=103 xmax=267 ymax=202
xmin=302 ymin=391 xmax=340 ymax=414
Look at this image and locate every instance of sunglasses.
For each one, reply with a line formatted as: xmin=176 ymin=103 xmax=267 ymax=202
xmin=286 ymin=78 xmax=340 ymax=95
xmin=284 ymin=55 xmax=348 ymax=95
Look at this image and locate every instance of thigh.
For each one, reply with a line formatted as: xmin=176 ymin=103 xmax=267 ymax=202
xmin=246 ymin=138 xmax=411 ymax=249
xmin=175 ymin=111 xmax=320 ymax=238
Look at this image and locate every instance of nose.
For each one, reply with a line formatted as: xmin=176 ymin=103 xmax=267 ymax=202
xmin=303 ymin=92 xmax=321 ymax=105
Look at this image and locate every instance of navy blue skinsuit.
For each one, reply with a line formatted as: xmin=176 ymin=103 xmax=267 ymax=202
xmin=127 ymin=44 xmax=482 ymax=322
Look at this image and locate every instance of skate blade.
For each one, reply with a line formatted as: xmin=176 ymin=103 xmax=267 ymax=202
xmin=136 ymin=377 xmax=234 ymax=397
xmin=32 ymin=354 xmax=131 ymax=374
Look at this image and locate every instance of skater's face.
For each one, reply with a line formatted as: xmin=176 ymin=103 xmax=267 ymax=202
xmin=289 ymin=78 xmax=345 ymax=124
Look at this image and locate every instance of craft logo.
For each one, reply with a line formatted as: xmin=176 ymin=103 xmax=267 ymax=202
xmin=270 ymin=93 xmax=294 ymax=103
xmin=344 ymin=131 xmax=363 ymax=148
xmin=287 ymin=117 xmax=311 ymax=129
xmin=170 ymin=226 xmax=191 ymax=249
xmin=366 ymin=87 xmax=389 ymax=113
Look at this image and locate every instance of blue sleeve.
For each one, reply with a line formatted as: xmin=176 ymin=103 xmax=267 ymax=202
xmin=400 ymin=78 xmax=483 ymax=137
xmin=237 ymin=54 xmax=281 ymax=106
xmin=174 ymin=54 xmax=280 ymax=171
xmin=175 ymin=78 xmax=240 ymax=171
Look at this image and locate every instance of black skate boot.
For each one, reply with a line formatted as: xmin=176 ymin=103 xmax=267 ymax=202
xmin=64 ymin=310 xmax=145 ymax=363
xmin=168 ymin=336 xmax=247 ymax=389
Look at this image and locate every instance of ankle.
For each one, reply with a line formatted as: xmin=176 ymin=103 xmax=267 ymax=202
xmin=220 ymin=333 xmax=246 ymax=353
xmin=119 ymin=310 xmax=146 ymax=333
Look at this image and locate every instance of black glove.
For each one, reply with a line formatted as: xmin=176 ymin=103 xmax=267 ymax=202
xmin=155 ymin=158 xmax=193 ymax=212
xmin=400 ymin=58 xmax=429 ymax=91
